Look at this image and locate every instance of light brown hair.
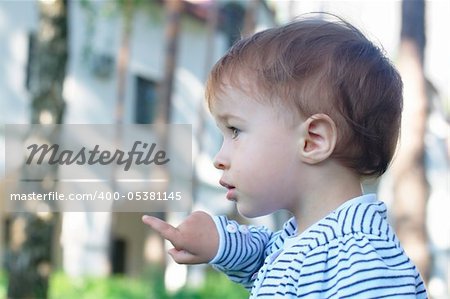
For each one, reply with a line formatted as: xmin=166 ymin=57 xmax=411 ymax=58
xmin=206 ymin=14 xmax=403 ymax=177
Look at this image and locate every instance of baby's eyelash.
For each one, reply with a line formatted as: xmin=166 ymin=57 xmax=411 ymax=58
xmin=227 ymin=126 xmax=240 ymax=139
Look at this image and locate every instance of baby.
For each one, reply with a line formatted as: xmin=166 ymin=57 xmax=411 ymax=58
xmin=143 ymin=14 xmax=427 ymax=298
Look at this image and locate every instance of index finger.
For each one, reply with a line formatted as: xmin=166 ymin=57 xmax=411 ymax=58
xmin=142 ymin=215 xmax=179 ymax=244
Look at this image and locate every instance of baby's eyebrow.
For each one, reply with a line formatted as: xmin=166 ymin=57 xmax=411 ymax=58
xmin=214 ymin=113 xmax=245 ymax=123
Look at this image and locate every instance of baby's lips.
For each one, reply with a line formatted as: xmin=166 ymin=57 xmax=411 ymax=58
xmin=219 ymin=179 xmax=237 ymax=201
xmin=226 ymin=188 xmax=237 ymax=201
xmin=219 ymin=179 xmax=235 ymax=190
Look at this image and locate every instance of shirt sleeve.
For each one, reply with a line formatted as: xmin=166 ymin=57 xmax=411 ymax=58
xmin=208 ymin=215 xmax=275 ymax=290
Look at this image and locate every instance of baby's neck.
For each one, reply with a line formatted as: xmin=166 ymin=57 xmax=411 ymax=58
xmin=293 ymin=163 xmax=363 ymax=234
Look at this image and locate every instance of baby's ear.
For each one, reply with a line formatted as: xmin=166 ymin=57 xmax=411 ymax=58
xmin=298 ymin=114 xmax=337 ymax=164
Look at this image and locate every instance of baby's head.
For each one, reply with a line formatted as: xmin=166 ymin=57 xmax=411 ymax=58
xmin=206 ymin=15 xmax=402 ymax=178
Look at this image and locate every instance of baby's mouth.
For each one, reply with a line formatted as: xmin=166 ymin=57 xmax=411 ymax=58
xmin=219 ymin=180 xmax=237 ymax=202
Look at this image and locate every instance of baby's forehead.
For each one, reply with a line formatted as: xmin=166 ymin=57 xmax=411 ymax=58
xmin=206 ymin=58 xmax=264 ymax=102
xmin=208 ymin=84 xmax=251 ymax=111
xmin=210 ymin=85 xmax=301 ymax=126
xmin=208 ymin=81 xmax=270 ymax=112
xmin=207 ymin=75 xmax=252 ymax=107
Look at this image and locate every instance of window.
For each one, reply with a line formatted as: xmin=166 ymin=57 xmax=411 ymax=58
xmin=219 ymin=2 xmax=245 ymax=47
xmin=135 ymin=76 xmax=158 ymax=124
xmin=110 ymin=237 xmax=126 ymax=274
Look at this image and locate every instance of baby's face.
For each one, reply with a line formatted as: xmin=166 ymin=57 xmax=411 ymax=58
xmin=210 ymin=87 xmax=303 ymax=218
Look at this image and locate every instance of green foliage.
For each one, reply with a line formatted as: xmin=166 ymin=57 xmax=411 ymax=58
xmin=170 ymin=269 xmax=248 ymax=299
xmin=42 ymin=269 xmax=247 ymax=299
xmin=0 ymin=271 xmax=6 ymax=299
xmin=49 ymin=272 xmax=151 ymax=299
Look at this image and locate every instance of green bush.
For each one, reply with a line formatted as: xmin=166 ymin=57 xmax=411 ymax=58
xmin=0 ymin=269 xmax=248 ymax=298
xmin=48 ymin=269 xmax=247 ymax=299
xmin=50 ymin=272 xmax=151 ymax=299
xmin=173 ymin=270 xmax=248 ymax=299
xmin=0 ymin=271 xmax=6 ymax=299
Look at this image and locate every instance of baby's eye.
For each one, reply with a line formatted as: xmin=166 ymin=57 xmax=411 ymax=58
xmin=228 ymin=127 xmax=240 ymax=139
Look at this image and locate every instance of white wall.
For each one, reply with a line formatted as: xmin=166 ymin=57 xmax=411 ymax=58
xmin=0 ymin=0 xmax=278 ymax=278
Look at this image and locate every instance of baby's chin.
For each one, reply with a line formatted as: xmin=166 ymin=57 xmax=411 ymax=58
xmin=237 ymin=204 xmax=275 ymax=219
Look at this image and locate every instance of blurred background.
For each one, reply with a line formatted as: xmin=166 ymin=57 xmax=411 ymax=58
xmin=0 ymin=0 xmax=448 ymax=298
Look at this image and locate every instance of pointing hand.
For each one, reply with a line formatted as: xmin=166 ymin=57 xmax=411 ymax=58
xmin=142 ymin=211 xmax=219 ymax=264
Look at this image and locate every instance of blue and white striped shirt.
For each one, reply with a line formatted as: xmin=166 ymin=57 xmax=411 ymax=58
xmin=210 ymin=194 xmax=427 ymax=298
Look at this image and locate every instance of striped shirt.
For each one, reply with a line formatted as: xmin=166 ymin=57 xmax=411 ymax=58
xmin=210 ymin=194 xmax=427 ymax=298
